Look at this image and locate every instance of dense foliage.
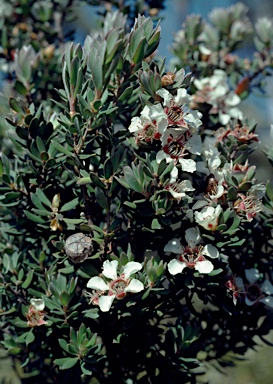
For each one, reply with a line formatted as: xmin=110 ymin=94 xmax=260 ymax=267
xmin=1 ymin=1 xmax=273 ymax=383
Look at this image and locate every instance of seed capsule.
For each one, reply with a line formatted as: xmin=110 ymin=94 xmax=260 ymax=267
xmin=65 ymin=232 xmax=93 ymax=263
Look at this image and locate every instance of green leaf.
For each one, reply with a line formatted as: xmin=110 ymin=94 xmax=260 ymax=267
xmin=118 ymin=86 xmax=133 ymax=102
xmin=36 ymin=136 xmax=46 ymax=153
xmin=51 ymin=139 xmax=73 ymax=156
xmin=54 ymin=357 xmax=79 ymax=370
xmin=24 ymin=210 xmax=46 ymax=224
xmin=60 ymin=197 xmax=79 ymax=212
xmin=62 ymin=218 xmax=83 ymax=224
xmin=35 ymin=188 xmax=52 ymax=208
xmin=70 ymin=56 xmax=81 ymax=88
xmin=16 ymin=125 xmax=29 ymax=140
xmin=22 ymin=269 xmax=34 ymax=289
xmin=123 ymin=167 xmax=143 ymax=194
xmin=94 ymin=187 xmax=109 ymax=212
xmin=103 ymin=158 xmax=113 ymax=180
xmin=266 ymin=181 xmax=273 ymax=201
xmin=77 ymin=177 xmax=92 ymax=185
xmin=132 ymin=37 xmax=147 ymax=64
xmin=59 ymin=339 xmax=69 ymax=353
xmin=151 ymin=218 xmax=162 ymax=229
xmin=25 ymin=330 xmax=35 ymax=346
xmin=90 ymin=172 xmax=106 ymax=189
xmin=14 ymin=80 xmax=28 ymax=95
xmin=83 ymin=309 xmax=100 ymax=319
xmin=60 ymin=291 xmax=70 ymax=306
xmin=9 ymin=98 xmax=24 ymax=113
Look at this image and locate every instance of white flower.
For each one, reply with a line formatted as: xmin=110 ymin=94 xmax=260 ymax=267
xmin=194 ymin=205 xmax=222 ymax=231
xmin=128 ymin=104 xmax=168 ymax=144
xmin=193 ymin=69 xmax=242 ymax=125
xmin=165 ymin=179 xmax=195 ymax=201
xmin=234 ymin=184 xmax=265 ymax=222
xmin=30 ymin=298 xmax=45 ymax=311
xmin=27 ymin=298 xmax=47 ymax=327
xmin=156 ymin=127 xmax=202 ymax=172
xmin=244 ymin=268 xmax=273 ymax=308
xmin=165 ymin=227 xmax=219 ymax=275
xmin=156 ymin=88 xmax=202 ymax=129
xmin=86 ymin=260 xmax=144 ymax=312
xmin=157 ymin=87 xmax=192 ymax=108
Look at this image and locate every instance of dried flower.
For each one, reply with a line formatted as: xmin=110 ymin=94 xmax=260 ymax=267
xmin=26 ymin=299 xmax=47 ymax=327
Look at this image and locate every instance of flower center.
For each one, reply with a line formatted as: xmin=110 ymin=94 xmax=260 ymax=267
xmin=135 ymin=120 xmax=160 ymax=144
xmin=165 ymin=101 xmax=187 ymax=127
xmin=205 ymin=174 xmax=218 ymax=196
xmin=109 ymin=278 xmax=128 ymax=299
xmin=163 ymin=131 xmax=191 ymax=159
xmin=246 ymin=284 xmax=262 ymax=302
xmin=179 ymin=246 xmax=205 ymax=268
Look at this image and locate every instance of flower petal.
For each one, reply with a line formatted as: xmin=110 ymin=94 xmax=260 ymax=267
xmin=156 ymin=150 xmax=167 ymax=164
xmin=202 ymin=244 xmax=219 ymax=259
xmin=260 ymin=296 xmax=273 ymax=308
xmin=245 ymin=268 xmax=259 ymax=284
xmin=261 ymin=279 xmax=273 ymax=295
xmin=168 ymin=259 xmax=187 ymax=275
xmin=99 ymin=295 xmax=115 ymax=312
xmin=87 ymin=276 xmax=109 ymax=291
xmin=30 ymin=298 xmax=45 ymax=311
xmin=186 ymin=135 xmax=202 ymax=155
xmin=124 ymin=278 xmax=144 ymax=293
xmin=102 ymin=260 xmax=118 ymax=279
xmin=245 ymin=297 xmax=256 ymax=306
xmin=156 ymin=88 xmax=172 ymax=107
xmin=179 ymin=158 xmax=196 ymax=173
xmin=123 ymin=262 xmax=142 ymax=279
xmin=164 ymin=239 xmax=183 ymax=254
xmin=195 ymin=260 xmax=214 ymax=274
xmin=185 ymin=227 xmax=201 ymax=246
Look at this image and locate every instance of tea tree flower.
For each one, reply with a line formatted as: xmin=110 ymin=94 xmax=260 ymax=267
xmin=165 ymin=179 xmax=195 ymax=202
xmin=244 ymin=268 xmax=273 ymax=308
xmin=234 ymin=184 xmax=265 ymax=221
xmin=193 ymin=69 xmax=242 ymax=125
xmin=194 ymin=205 xmax=222 ymax=231
xmin=165 ymin=227 xmax=219 ymax=275
xmin=129 ymin=104 xmax=168 ymax=145
xmin=225 ymin=275 xmax=244 ymax=305
xmin=215 ymin=123 xmax=258 ymax=144
xmin=156 ymin=127 xmax=202 ymax=173
xmin=86 ymin=260 xmax=144 ymax=312
xmin=26 ymin=298 xmax=47 ymax=327
xmin=156 ymin=88 xmax=202 ymax=130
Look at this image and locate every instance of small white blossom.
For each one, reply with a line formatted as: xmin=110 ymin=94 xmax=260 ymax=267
xmin=30 ymin=298 xmax=45 ymax=311
xmin=86 ymin=260 xmax=144 ymax=312
xmin=193 ymin=69 xmax=242 ymax=125
xmin=165 ymin=179 xmax=195 ymax=201
xmin=165 ymin=227 xmax=219 ymax=275
xmin=194 ymin=205 xmax=222 ymax=231
xmin=244 ymin=268 xmax=273 ymax=308
xmin=128 ymin=104 xmax=168 ymax=144
xmin=156 ymin=127 xmax=202 ymax=173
